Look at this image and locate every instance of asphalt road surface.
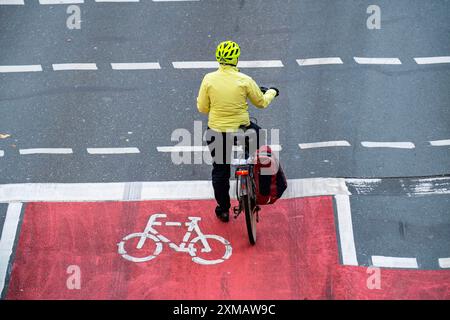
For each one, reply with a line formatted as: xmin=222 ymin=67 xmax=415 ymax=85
xmin=0 ymin=0 xmax=449 ymax=299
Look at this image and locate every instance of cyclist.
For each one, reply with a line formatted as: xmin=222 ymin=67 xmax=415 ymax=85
xmin=197 ymin=40 xmax=279 ymax=222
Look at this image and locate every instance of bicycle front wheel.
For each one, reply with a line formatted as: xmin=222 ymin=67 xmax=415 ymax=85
xmin=243 ymin=192 xmax=257 ymax=245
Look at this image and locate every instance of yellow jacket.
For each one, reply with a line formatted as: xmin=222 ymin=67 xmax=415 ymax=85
xmin=197 ymin=64 xmax=277 ymax=132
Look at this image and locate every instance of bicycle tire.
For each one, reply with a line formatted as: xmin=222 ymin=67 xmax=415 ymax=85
xmin=243 ymin=177 xmax=257 ymax=245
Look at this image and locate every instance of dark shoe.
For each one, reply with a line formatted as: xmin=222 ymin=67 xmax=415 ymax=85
xmin=215 ymin=206 xmax=230 ymax=223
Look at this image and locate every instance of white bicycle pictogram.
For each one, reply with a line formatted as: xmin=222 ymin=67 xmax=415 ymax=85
xmin=117 ymin=213 xmax=232 ymax=265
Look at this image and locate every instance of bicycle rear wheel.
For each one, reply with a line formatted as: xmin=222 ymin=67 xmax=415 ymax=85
xmin=243 ymin=188 xmax=257 ymax=245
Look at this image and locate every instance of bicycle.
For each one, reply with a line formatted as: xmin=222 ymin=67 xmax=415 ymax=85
xmin=117 ymin=213 xmax=232 ymax=265
xmin=231 ymin=118 xmax=262 ymax=245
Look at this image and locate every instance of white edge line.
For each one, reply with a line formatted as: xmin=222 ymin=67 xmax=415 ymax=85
xmin=354 ymin=57 xmax=402 ymax=65
xmin=414 ymin=56 xmax=450 ymax=65
xmin=299 ymin=141 xmax=351 ymax=149
xmin=297 ymin=57 xmax=343 ymax=66
xmin=361 ymin=141 xmax=415 ymax=149
xmin=335 ymin=195 xmax=358 ymax=266
xmin=19 ymin=148 xmax=73 ymax=155
xmin=111 ymin=62 xmax=161 ymax=70
xmin=0 ymin=203 xmax=23 ymax=296
xmin=429 ymin=139 xmax=450 ymax=147
xmin=372 ymin=256 xmax=419 ymax=269
xmin=438 ymin=258 xmax=450 ymax=269
xmin=52 ymin=63 xmax=98 ymax=71
xmin=87 ymin=148 xmax=140 ymax=155
xmin=0 ymin=178 xmax=350 ymax=202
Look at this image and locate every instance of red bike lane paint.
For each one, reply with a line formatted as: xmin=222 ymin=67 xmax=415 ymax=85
xmin=6 ymin=198 xmax=450 ymax=299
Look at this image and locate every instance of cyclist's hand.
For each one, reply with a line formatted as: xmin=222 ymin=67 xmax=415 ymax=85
xmin=259 ymin=86 xmax=269 ymax=94
xmin=270 ymin=87 xmax=280 ymax=97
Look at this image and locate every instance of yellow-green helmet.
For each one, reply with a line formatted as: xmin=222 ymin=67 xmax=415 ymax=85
xmin=216 ymin=41 xmax=240 ymax=66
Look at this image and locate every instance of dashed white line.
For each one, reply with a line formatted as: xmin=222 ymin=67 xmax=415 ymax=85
xmin=237 ymin=60 xmax=284 ymax=68
xmin=39 ymin=0 xmax=84 ymax=4
xmin=0 ymin=203 xmax=23 ymax=297
xmin=335 ymin=195 xmax=358 ymax=266
xmin=157 ymin=146 xmax=208 ymax=152
xmin=153 ymin=0 xmax=199 ymax=1
xmin=19 ymin=148 xmax=73 ymax=155
xmin=372 ymin=256 xmax=419 ymax=269
xmin=153 ymin=0 xmax=199 ymax=2
xmin=0 ymin=65 xmax=42 ymax=73
xmin=361 ymin=141 xmax=415 ymax=149
xmin=414 ymin=56 xmax=450 ymax=65
xmin=299 ymin=141 xmax=351 ymax=149
xmin=0 ymin=0 xmax=24 ymax=5
xmin=354 ymin=57 xmax=402 ymax=65
xmin=111 ymin=62 xmax=161 ymax=70
xmin=172 ymin=61 xmax=218 ymax=69
xmin=95 ymin=0 xmax=139 ymax=2
xmin=297 ymin=57 xmax=343 ymax=66
xmin=438 ymin=258 xmax=450 ymax=269
xmin=157 ymin=145 xmax=282 ymax=152
xmin=87 ymin=147 xmax=140 ymax=155
xmin=429 ymin=139 xmax=450 ymax=147
xmin=172 ymin=60 xmax=283 ymax=69
xmin=52 ymin=63 xmax=98 ymax=71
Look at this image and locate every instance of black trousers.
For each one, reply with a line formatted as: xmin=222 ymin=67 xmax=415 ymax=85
xmin=206 ymin=122 xmax=263 ymax=211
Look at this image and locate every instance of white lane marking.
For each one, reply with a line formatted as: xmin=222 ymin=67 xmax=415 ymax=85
xmin=173 ymin=61 xmax=218 ymax=69
xmin=87 ymin=148 xmax=140 ymax=155
xmin=173 ymin=60 xmax=283 ymax=69
xmin=372 ymin=256 xmax=419 ymax=269
xmin=95 ymin=0 xmax=139 ymax=2
xmin=429 ymin=139 xmax=450 ymax=147
xmin=39 ymin=0 xmax=84 ymax=4
xmin=52 ymin=63 xmax=98 ymax=71
xmin=297 ymin=57 xmax=343 ymax=66
xmin=0 ymin=203 xmax=22 ymax=296
xmin=299 ymin=141 xmax=351 ymax=149
xmin=19 ymin=148 xmax=73 ymax=155
xmin=0 ymin=0 xmax=24 ymax=4
xmin=157 ymin=145 xmax=282 ymax=152
xmin=335 ymin=195 xmax=358 ymax=266
xmin=52 ymin=63 xmax=97 ymax=71
xmin=237 ymin=60 xmax=284 ymax=68
xmin=0 ymin=178 xmax=350 ymax=202
xmin=153 ymin=0 xmax=199 ymax=2
xmin=414 ymin=56 xmax=450 ymax=65
xmin=354 ymin=57 xmax=402 ymax=65
xmin=0 ymin=151 xmax=4 ymax=157
xmin=361 ymin=141 xmax=415 ymax=149
xmin=111 ymin=62 xmax=161 ymax=70
xmin=438 ymin=258 xmax=450 ymax=269
xmin=0 ymin=65 xmax=42 ymax=73
xmin=157 ymin=146 xmax=208 ymax=152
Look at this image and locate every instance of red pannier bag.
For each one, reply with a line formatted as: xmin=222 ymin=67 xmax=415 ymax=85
xmin=253 ymin=145 xmax=287 ymax=205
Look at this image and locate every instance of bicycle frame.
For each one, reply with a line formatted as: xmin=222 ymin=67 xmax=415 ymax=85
xmin=137 ymin=214 xmax=213 ymax=253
